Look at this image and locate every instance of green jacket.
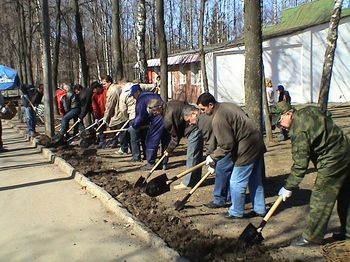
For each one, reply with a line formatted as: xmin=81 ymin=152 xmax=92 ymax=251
xmin=285 ymin=106 xmax=350 ymax=190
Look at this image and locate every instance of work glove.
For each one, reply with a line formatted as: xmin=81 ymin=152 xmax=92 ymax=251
xmin=77 ymin=118 xmax=82 ymax=123
xmin=208 ymin=166 xmax=215 ymax=174
xmin=205 ymin=155 xmax=214 ymax=166
xmin=278 ymin=187 xmax=292 ymax=201
xmin=0 ymin=106 xmax=6 ymax=114
xmin=163 ymin=150 xmax=169 ymax=157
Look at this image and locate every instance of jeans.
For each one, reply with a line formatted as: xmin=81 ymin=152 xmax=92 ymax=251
xmin=24 ymin=106 xmax=36 ymax=133
xmin=145 ymin=115 xmax=165 ymax=165
xmin=60 ymin=108 xmax=80 ymax=136
xmin=182 ymin=127 xmax=203 ymax=187
xmin=129 ymin=119 xmax=146 ymax=161
xmin=212 ymin=153 xmax=234 ymax=205
xmin=111 ymin=121 xmax=130 ymax=153
xmin=228 ymin=154 xmax=266 ymax=217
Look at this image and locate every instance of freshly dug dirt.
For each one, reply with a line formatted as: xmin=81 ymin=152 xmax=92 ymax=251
xmin=48 ymin=104 xmax=350 ymax=261
xmin=56 ymin=146 xmax=274 ymax=261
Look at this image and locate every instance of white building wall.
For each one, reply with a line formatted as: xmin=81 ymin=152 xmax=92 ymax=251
xmin=206 ymin=16 xmax=350 ymax=104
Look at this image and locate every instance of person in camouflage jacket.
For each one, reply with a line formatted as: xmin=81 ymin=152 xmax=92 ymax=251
xmin=271 ymin=101 xmax=350 ymax=246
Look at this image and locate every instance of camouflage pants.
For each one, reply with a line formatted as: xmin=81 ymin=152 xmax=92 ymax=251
xmin=303 ymin=164 xmax=350 ymax=243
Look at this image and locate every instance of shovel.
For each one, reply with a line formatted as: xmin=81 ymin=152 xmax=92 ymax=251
xmin=103 ymin=120 xmax=130 ymax=147
xmin=174 ymin=170 xmax=212 ymax=211
xmin=23 ymin=95 xmax=45 ymax=123
xmin=98 ymin=128 xmax=128 ymax=135
xmin=134 ymin=154 xmax=167 ymax=188
xmin=66 ymin=121 xmax=99 ymax=143
xmin=145 ymin=160 xmax=206 ymax=197
xmin=64 ymin=120 xmax=80 ymax=137
xmin=238 ymin=195 xmax=283 ymax=249
xmin=95 ymin=121 xmax=106 ymax=133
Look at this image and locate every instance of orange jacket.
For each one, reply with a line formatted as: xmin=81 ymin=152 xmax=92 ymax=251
xmin=92 ymin=87 xmax=107 ymax=119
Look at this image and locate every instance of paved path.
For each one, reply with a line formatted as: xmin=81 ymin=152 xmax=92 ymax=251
xmin=0 ymin=121 xmax=167 ymax=262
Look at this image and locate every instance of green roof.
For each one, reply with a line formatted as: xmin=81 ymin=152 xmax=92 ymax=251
xmin=263 ymin=0 xmax=350 ymax=36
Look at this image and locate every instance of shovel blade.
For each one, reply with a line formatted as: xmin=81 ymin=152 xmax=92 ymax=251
xmin=238 ymin=223 xmax=264 ymax=249
xmin=145 ymin=173 xmax=170 ymax=197
xmin=134 ymin=176 xmax=146 ymax=188
xmin=174 ymin=200 xmax=185 ymax=211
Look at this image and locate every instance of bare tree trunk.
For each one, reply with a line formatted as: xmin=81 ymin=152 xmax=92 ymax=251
xmin=156 ymin=0 xmax=168 ymax=102
xmin=51 ymin=0 xmax=61 ymax=114
xmin=199 ymin=0 xmax=208 ymax=93
xmin=136 ymin=0 xmax=147 ymax=83
xmin=244 ymin=0 xmax=263 ymax=131
xmin=318 ymin=0 xmax=343 ymax=111
xmin=151 ymin=0 xmax=157 ymax=57
xmin=73 ymin=0 xmax=89 ymax=87
xmin=41 ymin=0 xmax=54 ymax=137
xmin=112 ymin=0 xmax=124 ymax=82
xmin=273 ymin=0 xmax=278 ymax=24
xmin=262 ymin=66 xmax=273 ymax=143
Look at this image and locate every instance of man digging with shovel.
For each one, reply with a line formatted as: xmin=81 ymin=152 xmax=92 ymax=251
xmin=271 ymin=101 xmax=350 ymax=247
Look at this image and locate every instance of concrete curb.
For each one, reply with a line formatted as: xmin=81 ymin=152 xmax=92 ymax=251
xmin=9 ymin=123 xmax=183 ymax=261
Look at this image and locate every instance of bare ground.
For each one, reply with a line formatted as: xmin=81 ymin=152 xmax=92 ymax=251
xmin=32 ymin=103 xmax=350 ymax=261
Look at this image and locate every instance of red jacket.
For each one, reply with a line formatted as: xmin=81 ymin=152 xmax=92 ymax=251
xmin=55 ymin=89 xmax=66 ymax=116
xmin=92 ymin=87 xmax=107 ymax=119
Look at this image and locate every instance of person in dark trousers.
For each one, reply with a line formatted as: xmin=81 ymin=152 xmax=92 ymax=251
xmin=91 ymin=81 xmax=107 ymax=147
xmin=277 ymin=85 xmax=291 ymax=141
xmin=78 ymin=84 xmax=94 ymax=126
xmin=129 ymin=84 xmax=165 ymax=171
xmin=20 ymin=84 xmax=44 ymax=137
xmin=271 ymin=101 xmax=350 ymax=246
xmin=149 ymin=100 xmax=203 ymax=179
xmin=57 ymin=84 xmax=81 ymax=140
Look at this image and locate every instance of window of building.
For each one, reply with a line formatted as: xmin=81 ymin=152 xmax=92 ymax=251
xmin=179 ymin=65 xmax=186 ymax=85
xmin=191 ymin=63 xmax=201 ymax=85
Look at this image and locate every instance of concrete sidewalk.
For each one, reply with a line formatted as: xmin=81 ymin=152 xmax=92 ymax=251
xmin=0 ymin=121 xmax=175 ymax=262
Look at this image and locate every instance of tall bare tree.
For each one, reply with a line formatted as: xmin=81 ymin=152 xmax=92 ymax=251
xmin=52 ymin=0 xmax=61 ymax=114
xmin=41 ymin=0 xmax=54 ymax=137
xmin=243 ymin=0 xmax=263 ymax=131
xmin=318 ymin=0 xmax=343 ymax=110
xmin=136 ymin=0 xmax=147 ymax=83
xmin=112 ymin=0 xmax=124 ymax=82
xmin=73 ymin=0 xmax=89 ymax=87
xmin=199 ymin=0 xmax=209 ymax=93
xmin=156 ymin=0 xmax=168 ymax=102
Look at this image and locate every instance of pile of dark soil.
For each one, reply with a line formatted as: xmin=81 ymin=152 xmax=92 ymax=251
xmin=56 ymin=147 xmax=275 ymax=261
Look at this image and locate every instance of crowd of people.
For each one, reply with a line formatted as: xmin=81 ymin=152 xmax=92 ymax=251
xmin=1 ymin=75 xmax=349 ymax=248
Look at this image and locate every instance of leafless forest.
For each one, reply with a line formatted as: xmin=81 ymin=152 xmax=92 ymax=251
xmin=1 ymin=0 xmax=341 ymax=87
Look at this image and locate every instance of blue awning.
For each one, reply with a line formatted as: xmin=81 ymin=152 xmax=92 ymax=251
xmin=0 ymin=65 xmax=20 ymax=91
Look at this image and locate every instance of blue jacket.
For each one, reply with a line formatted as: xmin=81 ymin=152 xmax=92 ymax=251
xmin=132 ymin=92 xmax=162 ymax=129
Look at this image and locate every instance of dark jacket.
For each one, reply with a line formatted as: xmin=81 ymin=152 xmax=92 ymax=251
xmin=64 ymin=91 xmax=81 ymax=112
xmin=21 ymin=85 xmax=43 ymax=107
xmin=197 ymin=113 xmax=217 ymax=154
xmin=79 ymin=87 xmax=93 ymax=119
xmin=163 ymin=100 xmax=187 ymax=153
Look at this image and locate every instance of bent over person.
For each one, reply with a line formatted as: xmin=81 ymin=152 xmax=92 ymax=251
xmin=271 ymin=101 xmax=350 ymax=246
xmin=197 ymin=93 xmax=266 ymax=219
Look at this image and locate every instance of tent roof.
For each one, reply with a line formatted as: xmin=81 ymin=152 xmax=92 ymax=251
xmin=0 ymin=65 xmax=20 ymax=91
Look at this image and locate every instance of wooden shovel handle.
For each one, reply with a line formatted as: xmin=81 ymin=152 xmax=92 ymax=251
xmin=149 ymin=154 xmax=167 ymax=174
xmin=66 ymin=120 xmax=80 ymax=134
xmin=101 ymin=128 xmax=127 ymax=134
xmin=188 ymin=171 xmax=211 ymax=194
xmin=167 ymin=161 xmax=206 ymax=184
xmin=263 ymin=195 xmax=283 ymax=222
xmin=95 ymin=121 xmax=105 ymax=133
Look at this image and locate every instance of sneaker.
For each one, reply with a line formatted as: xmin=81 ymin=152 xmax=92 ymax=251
xmin=245 ymin=211 xmax=266 ymax=218
xmin=332 ymin=232 xmax=350 ymax=241
xmin=173 ymin=183 xmax=189 ymax=190
xmin=140 ymin=163 xmax=153 ymax=171
xmin=115 ymin=148 xmax=127 ymax=155
xmin=290 ymin=236 xmax=319 ymax=247
xmin=204 ymin=201 xmax=226 ymax=209
xmin=129 ymin=158 xmax=142 ymax=162
xmin=224 ymin=213 xmax=244 ymax=220
xmin=162 ymin=164 xmax=167 ymax=171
